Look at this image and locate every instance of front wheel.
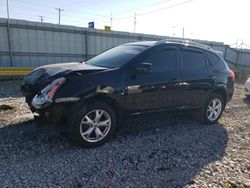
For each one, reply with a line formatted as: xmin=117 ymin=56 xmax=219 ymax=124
xmin=196 ymin=93 xmax=225 ymax=125
xmin=70 ymin=102 xmax=117 ymax=147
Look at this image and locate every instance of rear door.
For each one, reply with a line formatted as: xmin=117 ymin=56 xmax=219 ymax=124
xmin=124 ymin=46 xmax=181 ymax=112
xmin=179 ymin=47 xmax=215 ymax=108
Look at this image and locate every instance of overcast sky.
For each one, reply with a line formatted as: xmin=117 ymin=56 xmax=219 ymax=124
xmin=0 ymin=0 xmax=249 ymax=48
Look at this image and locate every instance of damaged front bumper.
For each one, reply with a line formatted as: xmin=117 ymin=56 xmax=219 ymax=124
xmin=32 ymin=98 xmax=80 ymax=125
xmin=22 ymin=76 xmax=80 ymax=124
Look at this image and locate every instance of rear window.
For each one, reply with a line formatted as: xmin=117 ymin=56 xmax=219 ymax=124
xmin=206 ymin=51 xmax=227 ymax=71
xmin=181 ymin=50 xmax=206 ymax=70
xmin=86 ymin=45 xmax=146 ymax=68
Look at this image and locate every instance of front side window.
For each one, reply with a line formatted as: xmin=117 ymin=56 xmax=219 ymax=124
xmin=86 ymin=45 xmax=147 ymax=68
xmin=143 ymin=49 xmax=177 ymax=72
xmin=181 ymin=50 xmax=206 ymax=70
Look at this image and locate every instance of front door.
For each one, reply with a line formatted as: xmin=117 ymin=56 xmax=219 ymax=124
xmin=124 ymin=47 xmax=181 ymax=112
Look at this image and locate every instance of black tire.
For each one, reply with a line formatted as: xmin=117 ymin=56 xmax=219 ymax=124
xmin=196 ymin=93 xmax=225 ymax=125
xmin=69 ymin=101 xmax=117 ymax=148
xmin=34 ymin=114 xmax=47 ymax=127
xmin=34 ymin=113 xmax=52 ymax=127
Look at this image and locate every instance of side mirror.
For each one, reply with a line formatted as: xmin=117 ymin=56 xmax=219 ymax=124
xmin=136 ymin=63 xmax=152 ymax=74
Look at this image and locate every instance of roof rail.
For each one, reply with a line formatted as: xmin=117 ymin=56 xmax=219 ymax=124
xmin=155 ymin=38 xmax=212 ymax=50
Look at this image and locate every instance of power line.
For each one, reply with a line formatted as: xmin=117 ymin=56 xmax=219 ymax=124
xmin=11 ymin=0 xmax=108 ymax=18
xmin=65 ymin=9 xmax=107 ymax=18
xmin=95 ymin=0 xmax=173 ymax=25
xmin=9 ymin=5 xmax=57 ymax=16
xmin=5 ymin=9 xmax=89 ymax=24
xmin=112 ymin=0 xmax=172 ymax=16
xmin=1 ymin=5 xmax=89 ymax=25
xmin=97 ymin=0 xmax=193 ymax=24
xmin=60 ymin=13 xmax=86 ymax=20
xmin=137 ymin=0 xmax=193 ymax=17
xmin=243 ymin=43 xmax=250 ymax=49
xmin=5 ymin=0 xmax=108 ymax=25
xmin=62 ymin=0 xmax=101 ymax=9
xmin=6 ymin=6 xmax=58 ymax=21
xmin=3 ymin=0 xmax=193 ymax=31
xmin=0 ymin=4 xmax=58 ymax=21
xmin=8 ymin=5 xmax=94 ymax=21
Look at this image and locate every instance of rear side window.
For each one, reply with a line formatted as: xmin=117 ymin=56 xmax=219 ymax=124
xmin=143 ymin=49 xmax=177 ymax=72
xmin=206 ymin=51 xmax=226 ymax=71
xmin=206 ymin=51 xmax=220 ymax=65
xmin=181 ymin=50 xmax=206 ymax=70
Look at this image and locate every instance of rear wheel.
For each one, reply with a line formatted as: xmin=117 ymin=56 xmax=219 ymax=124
xmin=70 ymin=102 xmax=117 ymax=147
xmin=196 ymin=93 xmax=225 ymax=125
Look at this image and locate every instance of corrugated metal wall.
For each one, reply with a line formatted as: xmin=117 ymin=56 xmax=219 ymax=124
xmin=0 ymin=18 xmax=250 ymax=71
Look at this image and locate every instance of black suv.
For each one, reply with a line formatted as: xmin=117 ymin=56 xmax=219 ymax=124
xmin=21 ymin=40 xmax=235 ymax=147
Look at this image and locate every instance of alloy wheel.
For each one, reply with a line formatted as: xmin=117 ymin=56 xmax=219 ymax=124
xmin=80 ymin=109 xmax=111 ymax=143
xmin=207 ymin=98 xmax=222 ymax=121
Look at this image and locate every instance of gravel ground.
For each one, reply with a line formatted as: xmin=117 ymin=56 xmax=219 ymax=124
xmin=0 ymin=80 xmax=249 ymax=188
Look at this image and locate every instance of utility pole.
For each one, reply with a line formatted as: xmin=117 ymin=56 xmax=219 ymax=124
xmin=182 ymin=27 xmax=185 ymax=39
xmin=134 ymin=12 xmax=136 ymax=33
xmin=237 ymin=39 xmax=244 ymax=70
xmin=110 ymin=12 xmax=113 ymax=28
xmin=6 ymin=0 xmax=10 ymax=21
xmin=55 ymin=8 xmax=64 ymax=24
xmin=241 ymin=39 xmax=244 ymax=50
xmin=236 ymin=39 xmax=239 ymax=48
xmin=38 ymin=16 xmax=44 ymax=23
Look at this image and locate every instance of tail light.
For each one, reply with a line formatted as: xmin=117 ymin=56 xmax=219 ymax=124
xmin=228 ymin=69 xmax=235 ymax=81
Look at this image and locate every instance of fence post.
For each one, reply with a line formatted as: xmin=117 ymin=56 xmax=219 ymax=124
xmin=6 ymin=20 xmax=13 ymax=67
xmin=224 ymin=45 xmax=228 ymax=60
xmin=85 ymin=30 xmax=88 ymax=60
xmin=236 ymin=49 xmax=241 ymax=70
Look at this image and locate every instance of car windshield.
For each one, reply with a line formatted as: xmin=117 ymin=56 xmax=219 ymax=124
xmin=86 ymin=45 xmax=147 ymax=68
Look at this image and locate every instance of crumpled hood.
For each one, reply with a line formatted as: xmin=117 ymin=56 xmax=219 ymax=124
xmin=24 ymin=62 xmax=107 ymax=85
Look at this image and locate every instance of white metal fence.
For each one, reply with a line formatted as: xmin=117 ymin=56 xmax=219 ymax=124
xmin=0 ymin=18 xmax=250 ymax=72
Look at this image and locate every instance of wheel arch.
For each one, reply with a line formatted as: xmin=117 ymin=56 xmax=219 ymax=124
xmin=68 ymin=93 xmax=124 ymax=139
xmin=83 ymin=94 xmax=124 ymax=123
xmin=212 ymin=87 xmax=227 ymax=104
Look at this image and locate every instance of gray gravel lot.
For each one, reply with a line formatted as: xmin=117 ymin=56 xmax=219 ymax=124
xmin=0 ymin=80 xmax=249 ymax=188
